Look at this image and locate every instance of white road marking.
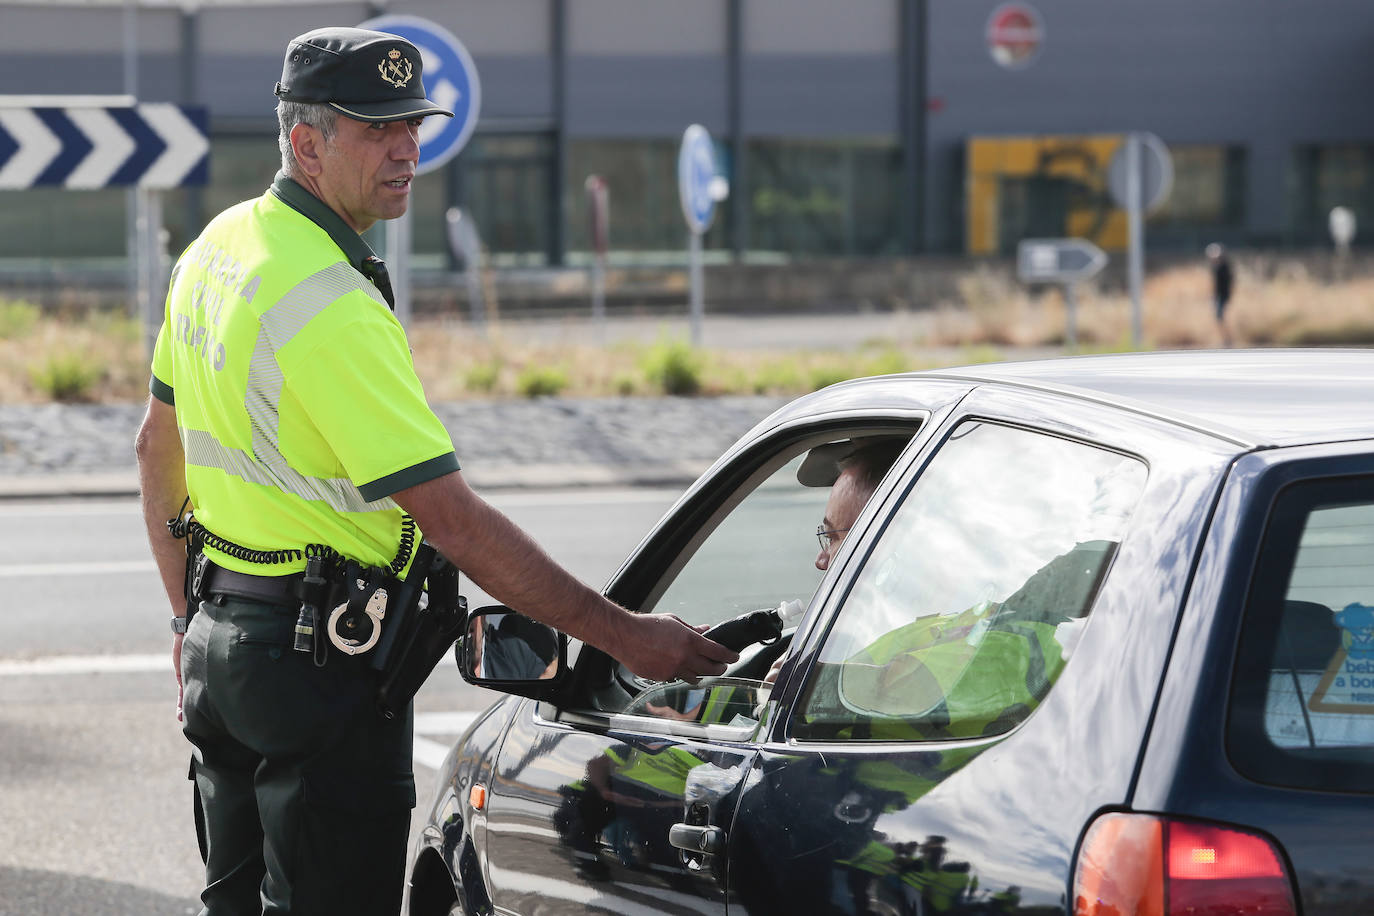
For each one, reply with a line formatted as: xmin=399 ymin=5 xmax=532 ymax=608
xmin=413 ymin=710 xmax=480 ymax=772
xmin=415 ymin=710 xmax=482 ymax=733
xmin=0 ymin=500 xmax=142 ymax=517
xmin=413 ymin=737 xmax=454 ymax=772
xmin=0 ymin=653 xmax=165 ymax=675
xmin=0 ymin=560 xmax=156 ymax=578
xmin=0 ymin=652 xmax=480 ymax=771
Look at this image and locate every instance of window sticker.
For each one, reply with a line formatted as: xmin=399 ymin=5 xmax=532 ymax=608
xmin=1309 ymin=602 xmax=1374 ymax=715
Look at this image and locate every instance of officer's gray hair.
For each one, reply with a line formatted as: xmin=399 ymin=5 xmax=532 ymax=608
xmin=276 ymin=101 xmax=339 ymax=176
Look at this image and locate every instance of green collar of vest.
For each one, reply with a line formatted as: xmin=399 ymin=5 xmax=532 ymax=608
xmin=269 ymin=172 xmax=377 ymax=273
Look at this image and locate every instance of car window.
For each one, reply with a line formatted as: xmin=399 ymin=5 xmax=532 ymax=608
xmin=605 ymin=429 xmax=916 ymax=724
xmin=1229 ymin=477 xmax=1374 ymax=794
xmin=645 ymin=452 xmax=829 ymax=628
xmin=793 ymin=421 xmax=1147 ymax=742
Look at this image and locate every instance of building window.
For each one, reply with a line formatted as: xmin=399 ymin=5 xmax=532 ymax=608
xmin=206 ymin=131 xmax=555 ymax=268
xmin=456 ymin=133 xmax=553 ymax=266
xmin=1147 ymin=144 xmax=1247 ymax=248
xmin=747 ymin=139 xmax=901 ymax=256
xmin=567 ymin=138 xmax=726 ymax=258
xmin=964 ymin=136 xmax=1246 ymax=255
xmin=203 ymin=134 xmax=280 ymax=227
xmin=964 ymin=134 xmax=1121 ymax=256
xmin=0 ymin=188 xmax=127 ymax=263
xmin=1288 ymin=144 xmax=1374 ymax=247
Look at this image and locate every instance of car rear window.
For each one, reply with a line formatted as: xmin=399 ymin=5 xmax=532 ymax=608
xmin=1229 ymin=477 xmax=1374 ymax=794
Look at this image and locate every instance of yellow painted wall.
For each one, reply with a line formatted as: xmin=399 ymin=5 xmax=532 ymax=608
xmin=966 ymin=134 xmax=1132 ymax=255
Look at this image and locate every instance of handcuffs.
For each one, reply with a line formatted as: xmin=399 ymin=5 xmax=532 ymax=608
xmin=327 ymin=568 xmax=390 ymax=656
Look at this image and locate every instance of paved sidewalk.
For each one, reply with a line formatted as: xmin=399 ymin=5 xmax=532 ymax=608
xmin=0 ymin=395 xmax=790 ymax=499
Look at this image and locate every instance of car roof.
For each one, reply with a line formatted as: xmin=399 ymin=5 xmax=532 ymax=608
xmin=915 ymin=349 xmax=1374 ymax=448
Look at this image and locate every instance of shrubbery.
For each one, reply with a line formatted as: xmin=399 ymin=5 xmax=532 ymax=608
xmin=30 ymin=353 xmax=102 ymax=402
xmin=516 ymin=365 xmax=568 ymax=398
xmin=639 ymin=338 xmax=703 ymax=396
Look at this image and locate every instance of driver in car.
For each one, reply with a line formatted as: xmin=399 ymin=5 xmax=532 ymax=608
xmin=638 ymin=438 xmax=906 ymax=722
xmin=762 ymin=439 xmax=906 ymax=686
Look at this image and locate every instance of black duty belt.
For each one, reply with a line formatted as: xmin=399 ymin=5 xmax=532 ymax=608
xmin=200 ymin=559 xmax=304 ymax=609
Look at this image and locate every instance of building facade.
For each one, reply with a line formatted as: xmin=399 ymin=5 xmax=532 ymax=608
xmin=1 ymin=0 xmax=1372 ymax=272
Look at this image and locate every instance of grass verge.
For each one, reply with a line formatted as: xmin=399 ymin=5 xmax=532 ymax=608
xmin=2 ymin=259 xmax=1371 ymax=405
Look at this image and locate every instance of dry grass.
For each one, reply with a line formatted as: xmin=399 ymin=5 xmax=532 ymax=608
xmin=0 ymin=302 xmax=146 ymax=403
xmin=926 ymin=260 xmax=1374 ymax=351
xmin=405 ymin=323 xmax=938 ymax=400
xmin=3 ymin=259 xmax=1372 ymax=405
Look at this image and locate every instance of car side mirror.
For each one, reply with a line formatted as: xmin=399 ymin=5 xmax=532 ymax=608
xmin=456 ymin=605 xmax=569 ymax=700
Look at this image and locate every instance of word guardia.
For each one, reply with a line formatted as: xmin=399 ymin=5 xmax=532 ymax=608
xmin=171 ymin=239 xmax=263 ymax=373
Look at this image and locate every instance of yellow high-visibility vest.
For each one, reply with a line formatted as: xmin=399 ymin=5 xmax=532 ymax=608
xmin=150 ymin=176 xmax=458 ymax=574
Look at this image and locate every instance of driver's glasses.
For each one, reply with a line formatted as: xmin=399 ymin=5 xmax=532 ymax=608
xmin=816 ymin=525 xmax=851 ymax=551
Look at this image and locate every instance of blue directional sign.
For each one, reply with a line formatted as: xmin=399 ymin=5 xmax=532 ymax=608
xmin=361 ymin=14 xmax=481 ymax=176
xmin=0 ymin=103 xmax=208 ymax=189
xmin=678 ymin=124 xmax=722 ymax=235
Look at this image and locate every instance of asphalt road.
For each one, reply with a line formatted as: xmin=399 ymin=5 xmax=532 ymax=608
xmin=0 ymin=487 xmax=682 ymax=916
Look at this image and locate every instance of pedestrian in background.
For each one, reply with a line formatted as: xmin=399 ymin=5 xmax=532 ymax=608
xmin=135 ymin=26 xmax=734 ymax=916
xmin=1207 ymin=242 xmax=1234 ymax=347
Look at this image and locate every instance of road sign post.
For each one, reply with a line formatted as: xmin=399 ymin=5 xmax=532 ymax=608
xmin=361 ymin=14 xmax=481 ymax=328
xmin=1330 ymin=206 xmax=1356 ymax=282
xmin=445 ymin=207 xmax=489 ymax=332
xmin=678 ymin=124 xmax=728 ymax=347
xmin=1017 ymin=238 xmax=1108 ymax=350
xmin=1108 ymin=132 xmax=1173 ymax=349
xmin=585 ymin=175 xmax=610 ymax=333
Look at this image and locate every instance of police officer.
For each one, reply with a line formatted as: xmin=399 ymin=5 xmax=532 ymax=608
xmin=135 ymin=26 xmax=735 ymax=916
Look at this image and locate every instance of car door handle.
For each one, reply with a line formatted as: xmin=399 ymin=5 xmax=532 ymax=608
xmin=669 ymin=823 xmax=726 ymax=855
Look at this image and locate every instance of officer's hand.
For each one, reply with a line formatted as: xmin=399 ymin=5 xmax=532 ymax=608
xmin=621 ymin=614 xmax=738 ymax=683
xmin=172 ymin=632 xmax=184 ymax=722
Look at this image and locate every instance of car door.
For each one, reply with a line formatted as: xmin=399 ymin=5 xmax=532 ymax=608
xmin=477 ymin=397 xmax=950 ymax=914
xmin=729 ymin=386 xmax=1237 ymax=914
xmin=1136 ymin=441 xmax=1374 ymax=914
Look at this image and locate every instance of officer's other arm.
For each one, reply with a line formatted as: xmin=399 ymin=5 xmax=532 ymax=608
xmin=394 ymin=472 xmax=738 ymax=683
xmin=135 ymin=396 xmax=189 ymax=614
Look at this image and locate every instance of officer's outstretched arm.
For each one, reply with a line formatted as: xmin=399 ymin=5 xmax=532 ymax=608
xmin=393 ymin=471 xmax=737 ymax=683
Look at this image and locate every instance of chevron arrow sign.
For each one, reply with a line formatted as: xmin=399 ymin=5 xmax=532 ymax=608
xmin=0 ymin=103 xmax=208 ymax=189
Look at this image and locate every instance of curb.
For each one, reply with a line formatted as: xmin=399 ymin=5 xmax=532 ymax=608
xmin=0 ymin=461 xmax=711 ymax=501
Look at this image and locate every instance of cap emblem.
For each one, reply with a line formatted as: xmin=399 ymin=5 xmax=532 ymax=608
xmin=378 ymin=49 xmax=414 ymax=89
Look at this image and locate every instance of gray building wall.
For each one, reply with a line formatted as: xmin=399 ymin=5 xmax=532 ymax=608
xmin=925 ymin=0 xmax=1374 ymax=250
xmin=1 ymin=0 xmax=1372 ymax=254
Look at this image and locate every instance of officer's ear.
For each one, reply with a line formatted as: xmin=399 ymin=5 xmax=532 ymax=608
xmin=290 ymin=122 xmax=326 ymax=179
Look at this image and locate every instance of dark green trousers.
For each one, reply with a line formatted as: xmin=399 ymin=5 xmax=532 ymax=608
xmin=181 ymin=598 xmax=415 ymax=916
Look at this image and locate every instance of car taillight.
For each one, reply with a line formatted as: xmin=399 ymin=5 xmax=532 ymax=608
xmin=1073 ymin=812 xmax=1297 ymax=916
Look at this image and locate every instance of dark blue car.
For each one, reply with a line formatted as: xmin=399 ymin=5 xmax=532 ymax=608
xmin=408 ymin=350 xmax=1374 ymax=916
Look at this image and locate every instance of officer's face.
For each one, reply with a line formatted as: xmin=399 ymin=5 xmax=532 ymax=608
xmin=314 ymin=116 xmax=423 ymax=233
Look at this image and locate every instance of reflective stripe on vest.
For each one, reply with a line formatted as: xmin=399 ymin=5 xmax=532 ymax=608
xmin=181 ymin=260 xmax=394 ymax=514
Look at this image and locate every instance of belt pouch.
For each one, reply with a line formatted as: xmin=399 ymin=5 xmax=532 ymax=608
xmin=375 ymin=546 xmax=467 ymax=719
